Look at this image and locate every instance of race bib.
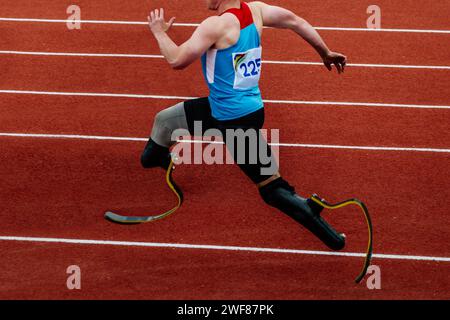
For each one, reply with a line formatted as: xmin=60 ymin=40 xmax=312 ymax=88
xmin=232 ymin=47 xmax=262 ymax=90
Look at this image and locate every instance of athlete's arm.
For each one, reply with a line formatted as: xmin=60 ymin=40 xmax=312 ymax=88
xmin=148 ymin=8 xmax=222 ymax=70
xmin=250 ymin=1 xmax=346 ymax=73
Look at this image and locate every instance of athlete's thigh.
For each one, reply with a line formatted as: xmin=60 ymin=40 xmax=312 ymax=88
xmin=184 ymin=97 xmax=217 ymax=135
xmin=216 ymin=109 xmax=278 ymax=184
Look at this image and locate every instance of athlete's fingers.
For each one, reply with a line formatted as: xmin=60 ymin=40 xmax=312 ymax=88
xmin=324 ymin=62 xmax=332 ymax=71
xmin=168 ymin=17 xmax=176 ymax=27
xmin=334 ymin=62 xmax=342 ymax=74
xmin=337 ymin=57 xmax=345 ymax=73
xmin=334 ymin=60 xmax=343 ymax=74
xmin=339 ymin=55 xmax=347 ymax=72
xmin=150 ymin=11 xmax=156 ymax=22
xmin=155 ymin=9 xmax=159 ymax=20
xmin=160 ymin=8 xmax=164 ymax=20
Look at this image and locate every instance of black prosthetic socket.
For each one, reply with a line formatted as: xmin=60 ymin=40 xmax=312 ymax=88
xmin=140 ymin=138 xmax=171 ymax=170
xmin=259 ymin=178 xmax=345 ymax=251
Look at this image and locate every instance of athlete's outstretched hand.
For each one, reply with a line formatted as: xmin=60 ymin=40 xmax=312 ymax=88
xmin=148 ymin=8 xmax=176 ymax=34
xmin=323 ymin=52 xmax=347 ymax=74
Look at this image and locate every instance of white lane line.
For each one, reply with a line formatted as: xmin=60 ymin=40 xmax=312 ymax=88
xmin=0 ymin=50 xmax=164 ymax=59
xmin=180 ymin=139 xmax=450 ymax=153
xmin=264 ymin=60 xmax=450 ymax=70
xmin=0 ymin=17 xmax=149 ymax=25
xmin=0 ymin=133 xmax=146 ymax=142
xmin=1 ymin=17 xmax=450 ymax=34
xmin=262 ymin=99 xmax=450 ymax=110
xmin=1 ymin=133 xmax=449 ymax=153
xmin=2 ymin=50 xmax=450 ymax=70
xmin=1 ymin=89 xmax=449 ymax=110
xmin=314 ymin=26 xmax=450 ymax=34
xmin=1 ymin=235 xmax=449 ymax=262
xmin=0 ymin=89 xmax=195 ymax=100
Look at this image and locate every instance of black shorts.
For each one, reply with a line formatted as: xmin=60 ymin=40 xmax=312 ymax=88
xmin=184 ymin=97 xmax=278 ymax=184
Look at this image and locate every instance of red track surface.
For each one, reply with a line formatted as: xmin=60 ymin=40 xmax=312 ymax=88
xmin=0 ymin=1 xmax=449 ymax=300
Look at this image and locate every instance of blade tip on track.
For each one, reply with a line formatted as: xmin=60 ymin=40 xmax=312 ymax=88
xmin=104 ymin=211 xmax=140 ymax=224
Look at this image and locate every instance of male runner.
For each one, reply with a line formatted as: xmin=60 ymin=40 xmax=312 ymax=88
xmin=143 ymin=0 xmax=347 ymax=250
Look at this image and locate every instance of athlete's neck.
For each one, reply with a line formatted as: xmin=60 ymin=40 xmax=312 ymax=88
xmin=218 ymin=0 xmax=241 ymax=15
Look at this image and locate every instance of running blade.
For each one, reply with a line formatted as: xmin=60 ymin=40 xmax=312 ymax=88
xmin=104 ymin=211 xmax=166 ymax=224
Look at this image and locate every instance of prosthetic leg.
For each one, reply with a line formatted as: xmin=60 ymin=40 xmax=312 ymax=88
xmin=140 ymin=138 xmax=172 ymax=170
xmin=259 ymin=177 xmax=346 ymax=251
xmin=259 ymin=177 xmax=373 ymax=283
xmin=105 ymin=155 xmax=183 ymax=224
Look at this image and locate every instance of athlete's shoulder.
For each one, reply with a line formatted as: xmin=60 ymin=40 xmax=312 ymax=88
xmin=201 ymin=13 xmax=237 ymax=26
xmin=198 ymin=15 xmax=234 ymax=33
xmin=195 ymin=16 xmax=228 ymax=40
xmin=201 ymin=15 xmax=221 ymax=25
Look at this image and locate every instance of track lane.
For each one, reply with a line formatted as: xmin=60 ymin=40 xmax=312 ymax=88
xmin=1 ymin=55 xmax=449 ymax=106
xmin=1 ymin=22 xmax=450 ymax=66
xmin=1 ymin=0 xmax=449 ymax=30
xmin=0 ymin=138 xmax=449 ymax=257
xmin=0 ymin=95 xmax=449 ymax=149
xmin=1 ymin=241 xmax=449 ymax=299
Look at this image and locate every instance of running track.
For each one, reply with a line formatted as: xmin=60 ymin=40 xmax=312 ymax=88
xmin=0 ymin=0 xmax=449 ymax=300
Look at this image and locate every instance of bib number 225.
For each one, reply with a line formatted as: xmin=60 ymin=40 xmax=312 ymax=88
xmin=240 ymin=58 xmax=261 ymax=77
xmin=233 ymin=47 xmax=262 ymax=89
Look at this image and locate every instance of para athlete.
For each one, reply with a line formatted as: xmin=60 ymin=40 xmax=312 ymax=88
xmin=142 ymin=0 xmax=348 ymax=251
